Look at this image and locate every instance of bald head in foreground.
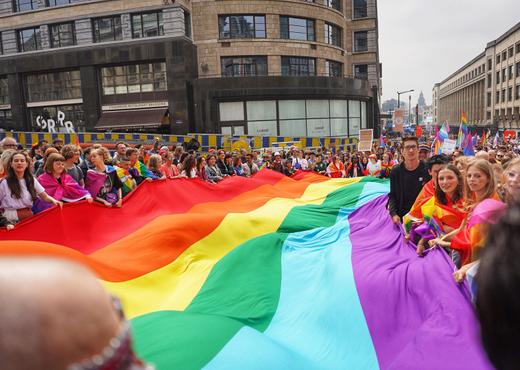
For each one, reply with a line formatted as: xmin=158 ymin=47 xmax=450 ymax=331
xmin=0 ymin=258 xmax=146 ymax=370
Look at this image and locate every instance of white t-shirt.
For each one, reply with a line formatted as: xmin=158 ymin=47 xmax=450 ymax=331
xmin=0 ymin=177 xmax=45 ymax=210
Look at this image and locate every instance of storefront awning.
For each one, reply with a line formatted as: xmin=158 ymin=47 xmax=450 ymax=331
xmin=95 ymin=109 xmax=169 ymax=130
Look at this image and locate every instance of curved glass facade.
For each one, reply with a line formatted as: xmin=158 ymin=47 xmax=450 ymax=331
xmin=219 ymin=99 xmax=367 ymax=137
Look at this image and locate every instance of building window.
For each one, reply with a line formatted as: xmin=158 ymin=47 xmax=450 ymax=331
xmin=487 ymin=74 xmax=491 ymax=88
xmin=46 ymin=0 xmax=72 ymax=6
xmin=353 ymin=0 xmax=368 ymax=18
xmin=487 ymin=92 xmax=491 ymax=107
xmin=131 ymin=11 xmax=164 ymax=39
xmin=218 ymin=15 xmax=266 ymax=39
xmin=0 ymin=77 xmax=9 ymax=105
xmin=325 ymin=23 xmax=342 ymax=47
xmin=487 ymin=59 xmax=492 ymax=70
xmin=13 ymin=0 xmax=40 ymax=12
xmin=101 ymin=62 xmax=167 ymax=95
xmin=509 ymin=65 xmax=514 ymax=80
xmin=221 ymin=56 xmax=268 ymax=77
xmin=280 ymin=16 xmax=315 ymax=41
xmin=502 ymin=68 xmax=506 ymax=83
xmin=326 ymin=60 xmax=342 ymax=77
xmin=29 ymin=105 xmax=84 ymax=132
xmin=496 ymin=71 xmax=500 ymax=84
xmin=508 ymin=47 xmax=514 ymax=58
xmin=0 ymin=33 xmax=3 ymax=55
xmin=496 ymin=91 xmax=500 ymax=104
xmin=517 ymin=43 xmax=520 ymax=54
xmin=325 ymin=0 xmax=341 ymax=11
xmin=184 ymin=11 xmax=192 ymax=38
xmin=354 ymin=64 xmax=368 ymax=79
xmin=502 ymin=89 xmax=506 ymax=102
xmin=26 ymin=70 xmax=81 ymax=102
xmin=93 ymin=16 xmax=122 ymax=43
xmin=50 ymin=22 xmax=76 ymax=48
xmin=496 ymin=55 xmax=500 ymax=64
xmin=17 ymin=27 xmax=42 ymax=52
xmin=281 ymin=56 xmax=316 ymax=76
xmin=502 ymin=51 xmax=507 ymax=60
xmin=353 ymin=31 xmax=368 ymax=52
xmin=508 ymin=87 xmax=513 ymax=102
xmin=516 ymin=85 xmax=520 ymax=100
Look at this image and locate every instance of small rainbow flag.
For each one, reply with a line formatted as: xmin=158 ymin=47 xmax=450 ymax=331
xmin=0 ymin=171 xmax=492 ymax=370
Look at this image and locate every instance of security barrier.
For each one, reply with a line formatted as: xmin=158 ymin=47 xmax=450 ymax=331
xmin=0 ymin=131 xmax=359 ymax=152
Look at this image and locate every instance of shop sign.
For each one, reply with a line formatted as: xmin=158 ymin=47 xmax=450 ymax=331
xmin=36 ymin=110 xmax=75 ymax=133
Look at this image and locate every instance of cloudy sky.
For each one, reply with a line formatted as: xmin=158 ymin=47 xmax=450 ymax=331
xmin=378 ymin=0 xmax=519 ymax=106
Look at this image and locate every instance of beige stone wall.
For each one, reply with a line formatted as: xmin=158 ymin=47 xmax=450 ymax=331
xmin=192 ymin=0 xmax=379 ymax=78
xmin=0 ymin=0 xmax=191 ymax=29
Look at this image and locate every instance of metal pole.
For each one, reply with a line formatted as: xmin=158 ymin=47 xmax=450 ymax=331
xmin=409 ymin=95 xmax=411 ymax=124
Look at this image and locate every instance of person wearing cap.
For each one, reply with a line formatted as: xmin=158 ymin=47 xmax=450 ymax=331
xmin=418 ymin=144 xmax=430 ymax=162
xmin=271 ymin=152 xmax=284 ymax=174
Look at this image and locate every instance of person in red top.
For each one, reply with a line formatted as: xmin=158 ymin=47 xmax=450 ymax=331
xmin=326 ymin=155 xmax=345 ymax=178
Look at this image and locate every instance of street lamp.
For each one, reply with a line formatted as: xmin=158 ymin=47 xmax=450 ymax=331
xmin=397 ymin=89 xmax=414 ymax=111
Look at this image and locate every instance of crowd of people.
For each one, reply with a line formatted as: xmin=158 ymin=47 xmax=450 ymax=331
xmin=1 ymin=132 xmax=520 ymax=370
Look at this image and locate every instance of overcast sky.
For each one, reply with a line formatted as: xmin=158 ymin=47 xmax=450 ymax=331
xmin=378 ymin=0 xmax=519 ymax=106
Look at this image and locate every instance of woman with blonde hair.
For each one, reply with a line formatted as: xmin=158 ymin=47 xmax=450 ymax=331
xmin=500 ymin=157 xmax=520 ymax=205
xmin=463 ymin=159 xmax=499 ymax=210
xmin=147 ymin=154 xmax=166 ymax=179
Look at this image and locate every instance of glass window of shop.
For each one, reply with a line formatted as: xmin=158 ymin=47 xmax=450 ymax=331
xmin=325 ymin=23 xmax=342 ymax=47
xmin=93 ymin=16 xmax=123 ymax=43
xmin=353 ymin=0 xmax=368 ymax=19
xmin=13 ymin=0 xmax=40 ymax=12
xmin=0 ymin=77 xmax=9 ymax=105
xmin=17 ymin=27 xmax=42 ymax=52
xmin=101 ymin=62 xmax=167 ymax=95
xmin=281 ymin=57 xmax=316 ymax=76
xmin=221 ymin=56 xmax=268 ymax=77
xmin=50 ymin=22 xmax=76 ymax=48
xmin=220 ymin=99 xmax=368 ymax=137
xmin=218 ymin=15 xmax=266 ymax=39
xmin=246 ymin=101 xmax=277 ymax=136
xmin=132 ymin=12 xmax=164 ymax=39
xmin=326 ymin=60 xmax=342 ymax=77
xmin=279 ymin=100 xmax=307 ymax=137
xmin=26 ymin=70 xmax=81 ymax=102
xmin=28 ymin=105 xmax=85 ymax=132
xmin=280 ymin=17 xmax=315 ymax=41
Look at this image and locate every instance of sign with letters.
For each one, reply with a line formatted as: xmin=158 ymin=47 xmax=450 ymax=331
xmin=358 ymin=129 xmax=373 ymax=152
xmin=35 ymin=110 xmax=76 ymax=133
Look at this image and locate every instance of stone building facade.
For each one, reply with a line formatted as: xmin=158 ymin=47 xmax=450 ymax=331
xmin=0 ymin=0 xmax=381 ymax=137
xmin=433 ymin=21 xmax=520 ymax=131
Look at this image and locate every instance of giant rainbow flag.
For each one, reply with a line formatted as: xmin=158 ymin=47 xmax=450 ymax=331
xmin=0 ymin=170 xmax=492 ymax=370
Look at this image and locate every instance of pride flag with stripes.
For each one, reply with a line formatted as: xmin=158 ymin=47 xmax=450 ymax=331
xmin=0 ymin=171 xmax=491 ymax=370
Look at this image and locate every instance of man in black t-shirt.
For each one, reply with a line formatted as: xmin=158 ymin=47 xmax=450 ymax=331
xmin=388 ymin=137 xmax=431 ymax=223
